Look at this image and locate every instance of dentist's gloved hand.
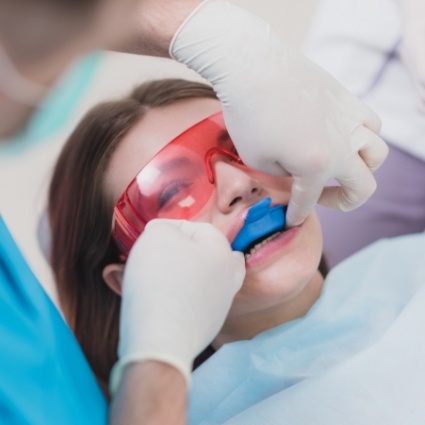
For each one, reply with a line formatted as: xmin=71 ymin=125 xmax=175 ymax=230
xmin=399 ymin=0 xmax=425 ymax=114
xmin=171 ymin=0 xmax=388 ymax=227
xmin=109 ymin=219 xmax=245 ymax=393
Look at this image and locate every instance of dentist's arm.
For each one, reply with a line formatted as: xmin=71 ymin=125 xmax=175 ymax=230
xmin=109 ymin=219 xmax=245 ymax=424
xmin=112 ymin=0 xmax=202 ymax=57
xmin=110 ymin=361 xmax=187 ymax=425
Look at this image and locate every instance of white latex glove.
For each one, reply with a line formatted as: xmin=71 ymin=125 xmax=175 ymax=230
xmin=398 ymin=0 xmax=425 ymax=114
xmin=170 ymin=0 xmax=388 ymax=226
xmin=109 ymin=219 xmax=245 ymax=393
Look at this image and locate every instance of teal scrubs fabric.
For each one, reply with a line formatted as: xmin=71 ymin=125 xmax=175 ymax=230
xmin=189 ymin=233 xmax=425 ymax=424
xmin=0 ymin=52 xmax=102 ymax=155
xmin=0 ymin=216 xmax=107 ymax=424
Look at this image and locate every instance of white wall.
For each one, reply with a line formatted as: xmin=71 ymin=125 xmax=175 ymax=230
xmin=0 ymin=0 xmax=318 ymax=305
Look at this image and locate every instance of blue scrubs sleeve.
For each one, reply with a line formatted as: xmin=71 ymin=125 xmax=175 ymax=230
xmin=0 ymin=216 xmax=107 ymax=424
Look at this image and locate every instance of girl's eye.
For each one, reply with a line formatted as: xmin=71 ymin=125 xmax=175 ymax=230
xmin=157 ymin=180 xmax=194 ymax=209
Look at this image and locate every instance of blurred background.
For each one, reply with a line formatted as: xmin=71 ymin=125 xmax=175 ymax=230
xmin=0 ymin=0 xmax=318 ymax=303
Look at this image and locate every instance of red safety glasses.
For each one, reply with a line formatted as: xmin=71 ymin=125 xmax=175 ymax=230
xmin=112 ymin=111 xmax=243 ymax=259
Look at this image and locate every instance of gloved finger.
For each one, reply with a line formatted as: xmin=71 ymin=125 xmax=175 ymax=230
xmin=144 ymin=218 xmax=208 ymax=239
xmin=178 ymin=220 xmax=230 ymax=245
xmin=359 ymin=102 xmax=382 ymax=134
xmin=190 ymin=225 xmax=246 ymax=279
xmin=145 ymin=219 xmax=229 ymax=249
xmin=318 ymin=158 xmax=377 ymax=211
xmin=174 ymin=221 xmax=246 ymax=285
xmin=286 ymin=176 xmax=324 ymax=227
xmin=138 ymin=219 xmax=199 ymax=251
xmin=228 ymin=253 xmax=246 ymax=291
xmin=143 ymin=218 xmax=184 ymax=232
xmin=352 ymin=125 xmax=389 ymax=172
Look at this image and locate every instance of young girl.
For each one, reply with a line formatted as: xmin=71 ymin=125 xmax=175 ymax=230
xmin=48 ymin=78 xmax=425 ymax=423
xmin=48 ymin=78 xmax=327 ymax=393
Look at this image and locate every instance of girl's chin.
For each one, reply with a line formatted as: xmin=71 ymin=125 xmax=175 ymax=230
xmin=232 ymin=268 xmax=322 ymax=322
xmin=242 ymin=252 xmax=322 ymax=300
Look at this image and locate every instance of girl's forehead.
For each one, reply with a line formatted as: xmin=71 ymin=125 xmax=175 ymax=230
xmin=105 ymin=98 xmax=221 ymax=203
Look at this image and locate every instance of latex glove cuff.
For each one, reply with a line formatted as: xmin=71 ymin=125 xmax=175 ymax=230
xmin=109 ymin=352 xmax=191 ymax=395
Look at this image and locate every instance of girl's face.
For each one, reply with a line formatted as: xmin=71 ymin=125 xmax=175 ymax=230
xmin=105 ymin=98 xmax=323 ymax=325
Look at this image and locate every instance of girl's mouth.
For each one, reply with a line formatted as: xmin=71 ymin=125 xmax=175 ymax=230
xmin=242 ymin=229 xmax=283 ymax=259
xmin=231 ymin=197 xmax=287 ymax=259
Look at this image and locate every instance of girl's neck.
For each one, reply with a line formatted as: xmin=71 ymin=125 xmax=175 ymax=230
xmin=212 ymin=270 xmax=324 ymax=349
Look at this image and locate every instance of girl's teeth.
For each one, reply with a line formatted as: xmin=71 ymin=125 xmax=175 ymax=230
xmin=244 ymin=231 xmax=282 ymax=259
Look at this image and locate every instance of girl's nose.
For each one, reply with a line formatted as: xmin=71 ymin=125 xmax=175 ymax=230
xmin=212 ymin=158 xmax=263 ymax=213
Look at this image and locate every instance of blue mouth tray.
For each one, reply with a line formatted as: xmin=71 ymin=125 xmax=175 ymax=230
xmin=231 ymin=197 xmax=286 ymax=252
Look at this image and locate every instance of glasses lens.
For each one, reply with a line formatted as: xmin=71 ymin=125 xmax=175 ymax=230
xmin=128 ymin=145 xmax=212 ymax=221
xmin=113 ymin=112 xmax=240 ymax=257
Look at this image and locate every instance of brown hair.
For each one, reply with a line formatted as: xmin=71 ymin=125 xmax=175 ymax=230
xmin=48 ymin=78 xmax=218 ymax=395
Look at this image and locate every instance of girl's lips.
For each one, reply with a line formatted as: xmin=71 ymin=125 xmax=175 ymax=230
xmin=226 ymin=199 xmax=288 ymax=246
xmin=244 ymin=225 xmax=300 ymax=268
xmin=226 ymin=209 xmax=250 ymax=244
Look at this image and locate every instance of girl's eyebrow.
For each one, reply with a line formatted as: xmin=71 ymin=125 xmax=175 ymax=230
xmin=153 ymin=129 xmax=230 ymax=174
xmin=157 ymin=156 xmax=192 ymax=173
